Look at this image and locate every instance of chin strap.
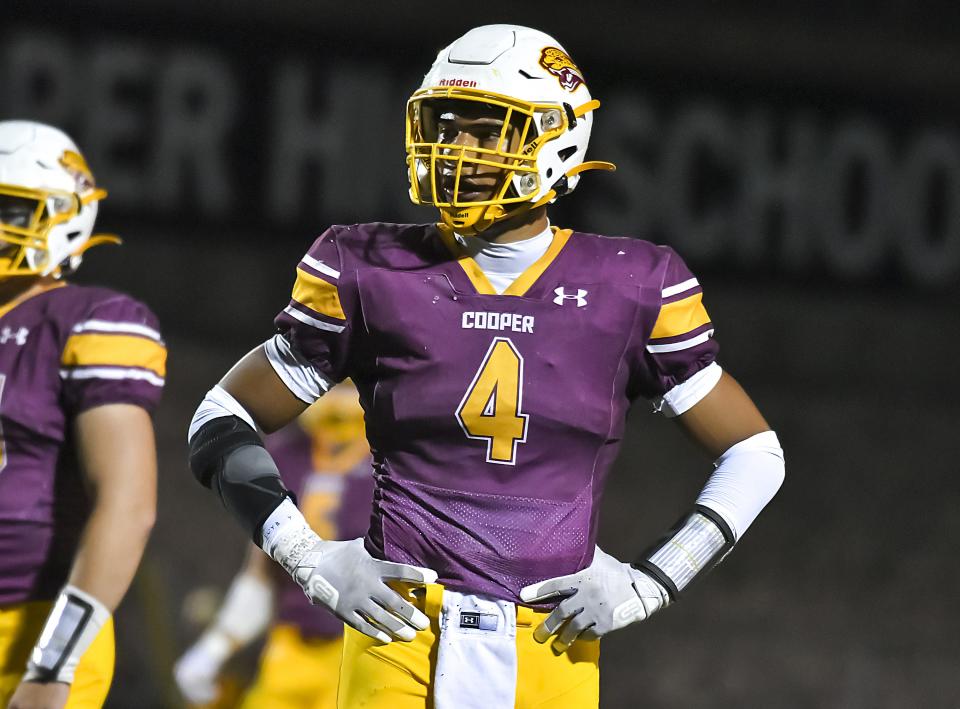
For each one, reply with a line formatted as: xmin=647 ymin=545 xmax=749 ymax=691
xmin=440 ymin=202 xmax=511 ymax=237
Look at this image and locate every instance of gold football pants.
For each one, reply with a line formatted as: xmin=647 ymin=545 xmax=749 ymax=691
xmin=0 ymin=601 xmax=115 ymax=709
xmin=239 ymin=625 xmax=343 ymax=709
xmin=337 ymin=584 xmax=600 ymax=708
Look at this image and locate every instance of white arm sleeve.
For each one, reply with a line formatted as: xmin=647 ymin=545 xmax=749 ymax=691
xmin=638 ymin=430 xmax=784 ymax=596
xmin=696 ymin=430 xmax=785 ymax=540
xmin=188 ymin=384 xmax=257 ymax=442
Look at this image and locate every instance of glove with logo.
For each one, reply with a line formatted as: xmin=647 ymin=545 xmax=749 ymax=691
xmin=519 ymin=546 xmax=670 ymax=653
xmin=262 ymin=499 xmax=437 ymax=643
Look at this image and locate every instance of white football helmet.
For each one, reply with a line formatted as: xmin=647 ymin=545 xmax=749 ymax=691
xmin=405 ymin=24 xmax=615 ymax=236
xmin=0 ymin=121 xmax=117 ymax=280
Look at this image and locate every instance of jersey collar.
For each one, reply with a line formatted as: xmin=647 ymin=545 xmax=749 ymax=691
xmin=0 ymin=280 xmax=66 ymax=320
xmin=436 ymin=225 xmax=572 ymax=297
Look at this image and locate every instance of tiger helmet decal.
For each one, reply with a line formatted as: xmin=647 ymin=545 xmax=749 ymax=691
xmin=539 ymin=47 xmax=584 ymax=91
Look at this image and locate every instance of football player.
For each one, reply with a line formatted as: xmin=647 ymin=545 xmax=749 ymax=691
xmin=175 ymin=383 xmax=373 ymax=709
xmin=187 ymin=25 xmax=785 ymax=708
xmin=0 ymin=121 xmax=165 ymax=709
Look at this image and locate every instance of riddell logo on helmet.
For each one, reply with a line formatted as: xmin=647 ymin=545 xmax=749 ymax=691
xmin=539 ymin=47 xmax=584 ymax=92
xmin=439 ymin=78 xmax=478 ymax=88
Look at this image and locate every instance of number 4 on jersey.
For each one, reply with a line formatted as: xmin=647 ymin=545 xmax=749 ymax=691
xmin=456 ymin=337 xmax=529 ymax=465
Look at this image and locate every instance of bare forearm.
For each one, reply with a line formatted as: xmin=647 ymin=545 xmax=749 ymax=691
xmin=67 ymin=497 xmax=154 ymax=611
xmin=69 ymin=403 xmax=158 ymax=610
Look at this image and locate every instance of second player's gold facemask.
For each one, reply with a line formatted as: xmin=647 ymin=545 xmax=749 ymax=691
xmin=0 ymin=149 xmax=116 ymax=281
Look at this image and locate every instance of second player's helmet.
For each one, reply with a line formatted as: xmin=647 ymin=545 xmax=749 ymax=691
xmin=405 ymin=24 xmax=615 ymax=236
xmin=298 ymin=380 xmax=365 ymax=449
xmin=0 ymin=121 xmax=117 ymax=280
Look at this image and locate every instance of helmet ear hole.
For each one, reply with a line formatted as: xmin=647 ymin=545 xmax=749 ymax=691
xmin=558 ymin=146 xmax=577 ymax=162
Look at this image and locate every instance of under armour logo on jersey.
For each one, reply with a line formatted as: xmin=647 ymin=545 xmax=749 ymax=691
xmin=0 ymin=327 xmax=29 ymax=345
xmin=553 ymin=287 xmax=587 ymax=307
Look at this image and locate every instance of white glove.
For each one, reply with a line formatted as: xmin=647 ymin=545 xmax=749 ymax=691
xmin=262 ymin=500 xmax=437 ymax=644
xmin=519 ymin=546 xmax=670 ymax=654
xmin=174 ymin=570 xmax=273 ymax=704
xmin=173 ymin=631 xmax=231 ymax=704
xmin=294 ymin=538 xmax=438 ymax=643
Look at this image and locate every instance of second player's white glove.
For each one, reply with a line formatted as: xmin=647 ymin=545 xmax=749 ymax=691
xmin=174 ymin=632 xmax=231 ymax=704
xmin=262 ymin=499 xmax=437 ymax=644
xmin=174 ymin=570 xmax=273 ymax=704
xmin=519 ymin=546 xmax=670 ymax=654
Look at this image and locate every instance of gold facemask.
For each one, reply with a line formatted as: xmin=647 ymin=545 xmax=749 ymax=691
xmin=0 ymin=176 xmax=116 ymax=280
xmin=405 ymin=87 xmax=572 ymax=236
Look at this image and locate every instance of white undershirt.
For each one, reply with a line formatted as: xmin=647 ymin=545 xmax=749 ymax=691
xmin=456 ymin=224 xmax=553 ymax=294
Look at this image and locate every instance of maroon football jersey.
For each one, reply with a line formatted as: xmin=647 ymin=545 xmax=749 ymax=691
xmin=265 ymin=424 xmax=374 ymax=638
xmin=274 ymin=223 xmax=717 ymax=604
xmin=0 ymin=283 xmax=165 ymax=606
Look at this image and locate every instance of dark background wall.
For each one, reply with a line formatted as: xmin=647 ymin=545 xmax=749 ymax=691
xmin=4 ymin=2 xmax=959 ymax=707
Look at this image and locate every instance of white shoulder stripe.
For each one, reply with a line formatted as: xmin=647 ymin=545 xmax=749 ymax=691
xmin=656 ymin=362 xmax=723 ymax=418
xmin=282 ymin=305 xmax=346 ymax=333
xmin=72 ymin=320 xmax=163 ymax=342
xmin=59 ymin=367 xmax=165 ymax=387
xmin=661 ymin=278 xmax=699 ymax=298
xmin=646 ymin=329 xmax=715 ymax=353
xmin=301 ymin=254 xmax=340 ymax=280
xmin=263 ymin=334 xmax=331 ymax=404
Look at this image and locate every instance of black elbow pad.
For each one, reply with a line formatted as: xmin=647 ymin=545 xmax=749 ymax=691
xmin=188 ymin=415 xmax=263 ymax=488
xmin=188 ymin=416 xmax=293 ymax=541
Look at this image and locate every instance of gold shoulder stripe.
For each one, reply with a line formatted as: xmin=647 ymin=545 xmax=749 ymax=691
xmin=293 ymin=268 xmax=346 ymax=320
xmin=650 ymin=292 xmax=711 ymax=340
xmin=62 ymin=334 xmax=167 ymax=377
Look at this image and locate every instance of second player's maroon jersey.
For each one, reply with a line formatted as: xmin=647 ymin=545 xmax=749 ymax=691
xmin=274 ymin=223 xmax=718 ymax=604
xmin=0 ymin=282 xmax=165 ymax=606
xmin=265 ymin=424 xmax=373 ymax=637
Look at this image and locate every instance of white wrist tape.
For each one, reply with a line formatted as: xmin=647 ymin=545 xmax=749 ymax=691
xmin=637 ymin=430 xmax=785 ymax=599
xmin=24 ymin=585 xmax=111 ymax=684
xmin=212 ymin=571 xmax=274 ymax=646
xmin=188 ymin=384 xmax=257 ymax=443
xmin=636 ymin=508 xmax=733 ymax=600
xmin=260 ymin=498 xmax=321 ymax=576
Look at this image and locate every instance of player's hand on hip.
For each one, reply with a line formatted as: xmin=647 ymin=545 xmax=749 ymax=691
xmin=292 ymin=538 xmax=437 ymax=644
xmin=519 ymin=546 xmax=670 ymax=654
xmin=8 ymin=680 xmax=70 ymax=709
